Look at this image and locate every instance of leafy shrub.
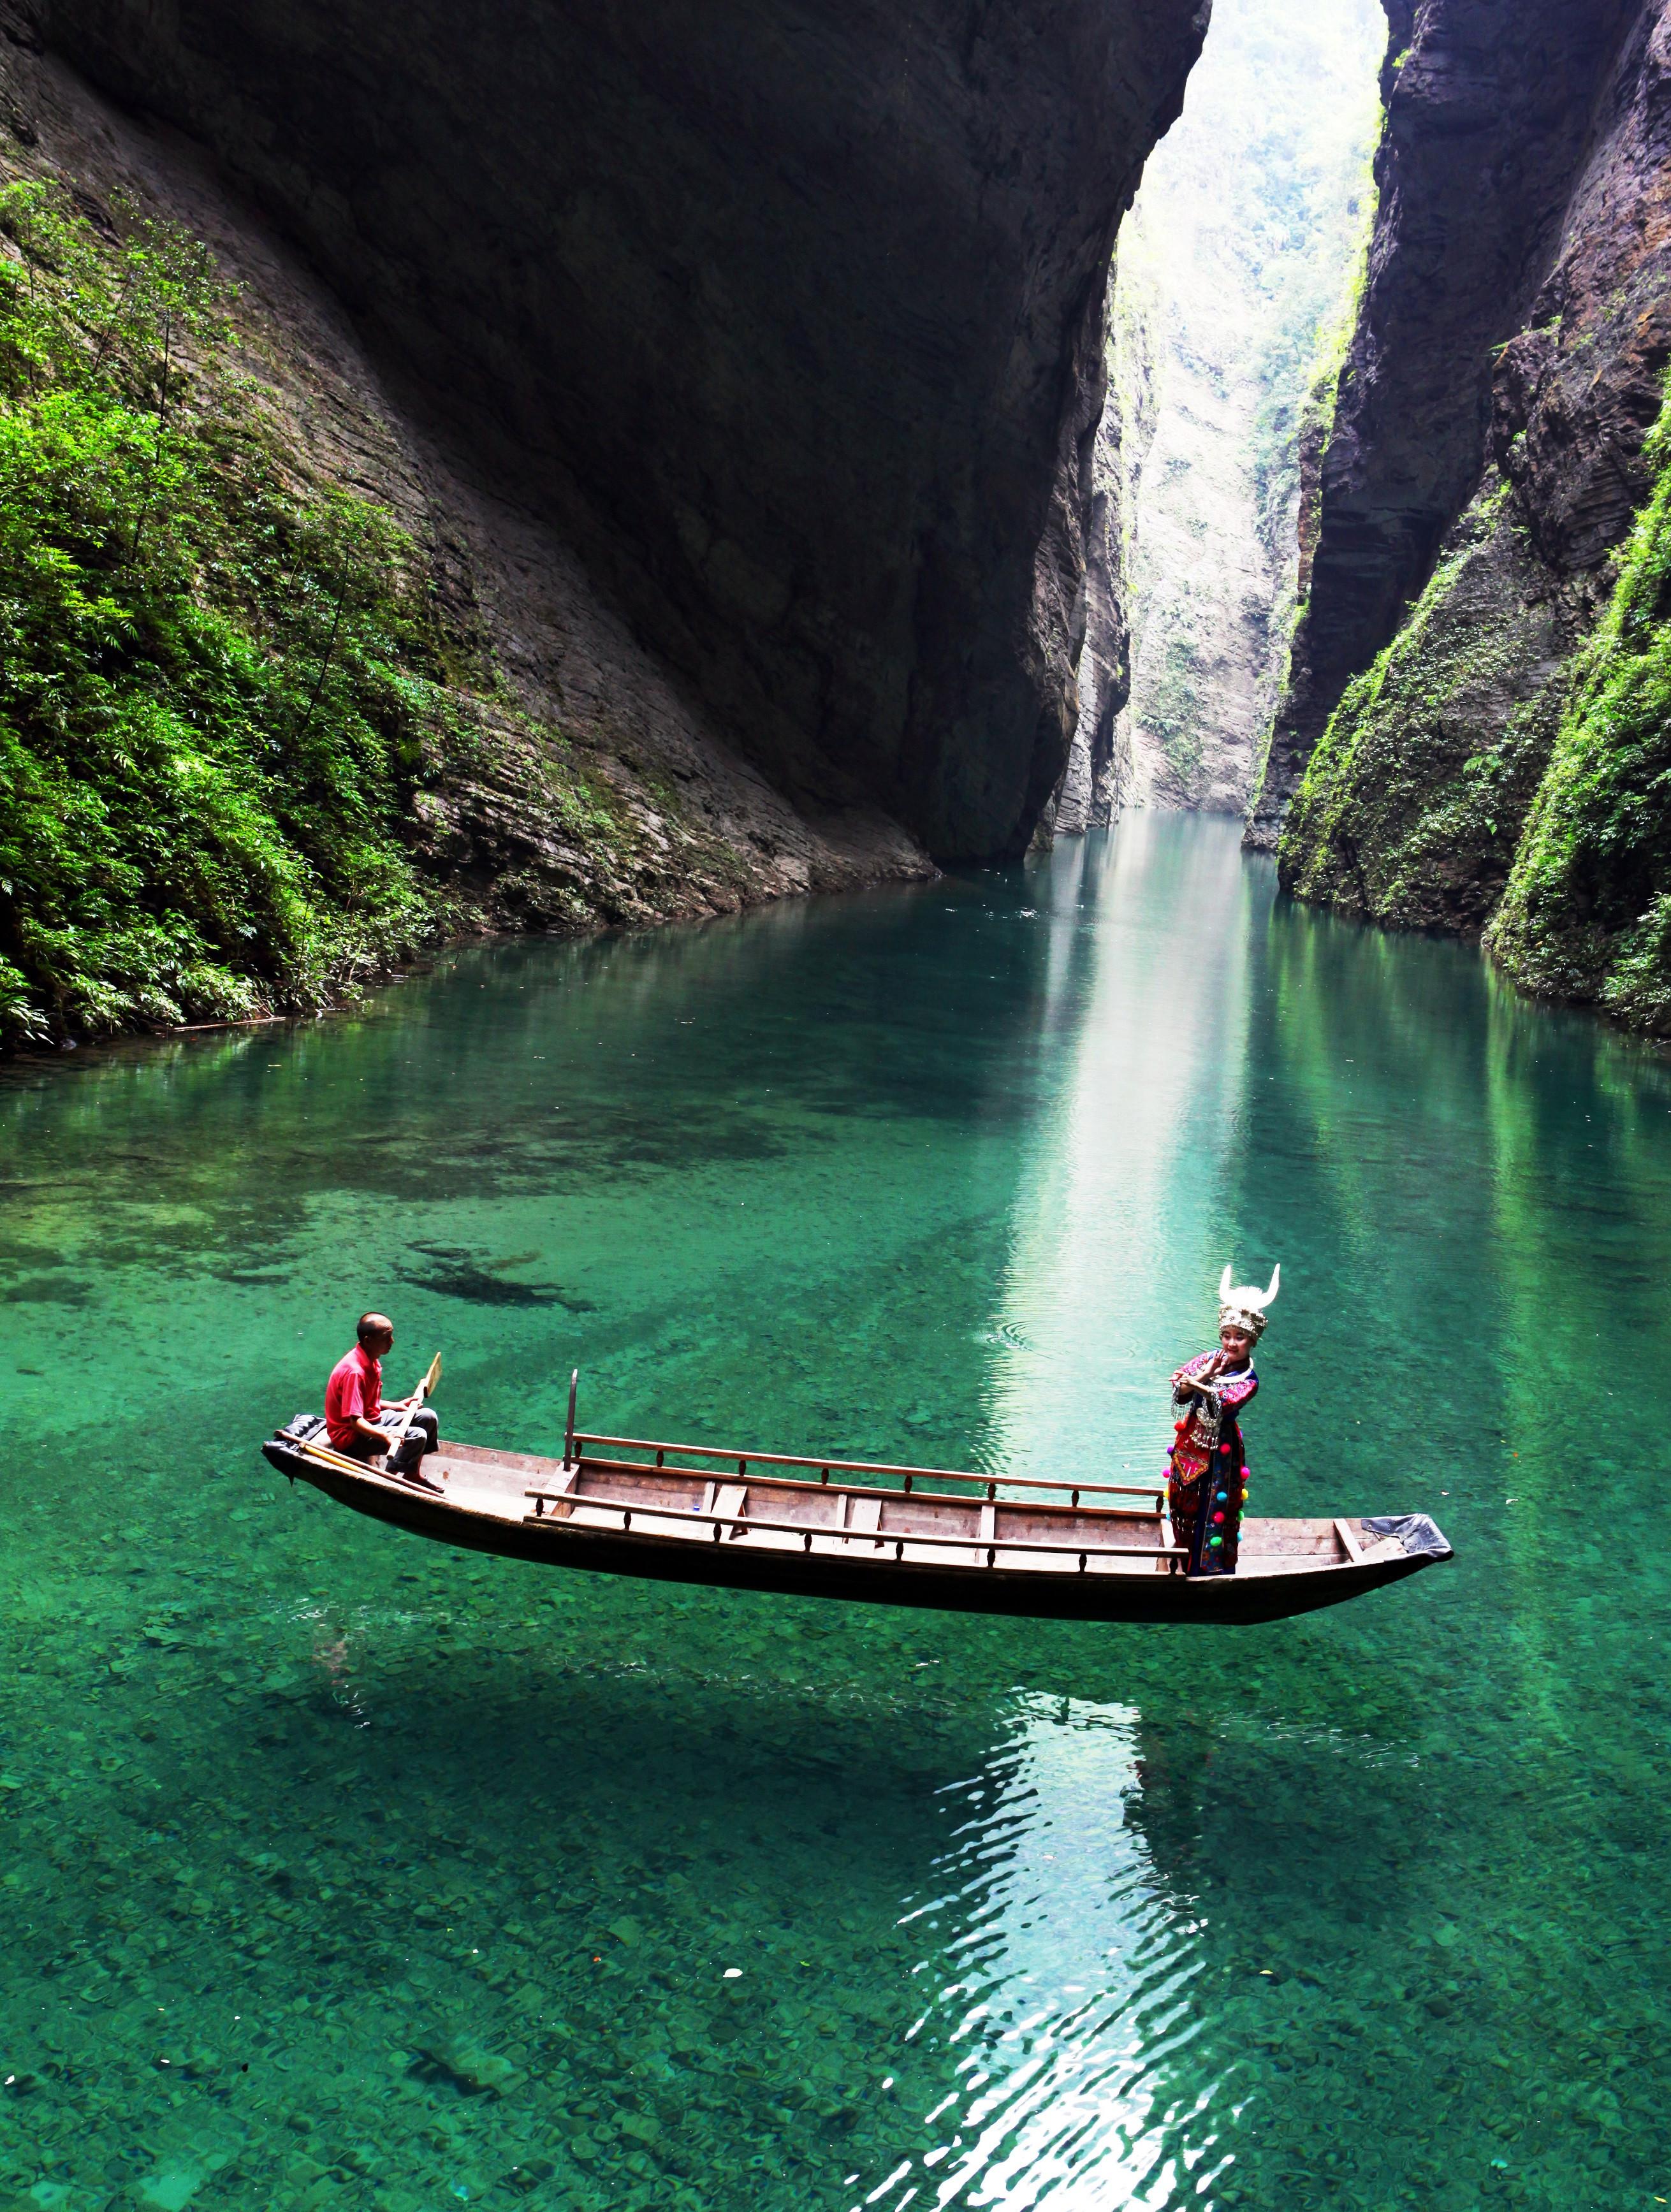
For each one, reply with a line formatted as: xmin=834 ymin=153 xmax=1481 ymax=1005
xmin=0 ymin=177 xmax=460 ymax=1044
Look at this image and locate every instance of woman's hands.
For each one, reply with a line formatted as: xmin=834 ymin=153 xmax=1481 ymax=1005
xmin=1171 ymin=1365 xmax=1221 ymax=1400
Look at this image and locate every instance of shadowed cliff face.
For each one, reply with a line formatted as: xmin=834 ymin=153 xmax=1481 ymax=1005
xmin=1278 ymin=0 xmax=1671 ymax=1031
xmin=34 ymin=0 xmax=1209 ymax=864
xmin=1250 ymin=0 xmax=1640 ymax=850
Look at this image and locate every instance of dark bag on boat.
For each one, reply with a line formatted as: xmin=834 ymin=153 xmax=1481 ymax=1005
xmin=277 ymin=1412 xmax=327 ymax=1444
xmin=1362 ymin=1513 xmax=1452 ymax=1561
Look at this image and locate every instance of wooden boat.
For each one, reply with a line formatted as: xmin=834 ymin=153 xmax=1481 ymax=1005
xmin=261 ymin=1387 xmax=1451 ymax=1626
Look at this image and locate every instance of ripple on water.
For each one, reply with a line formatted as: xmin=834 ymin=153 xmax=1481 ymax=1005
xmin=1 ymin=819 xmax=1670 ymax=2209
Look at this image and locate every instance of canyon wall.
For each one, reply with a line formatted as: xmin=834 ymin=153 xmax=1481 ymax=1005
xmin=0 ymin=34 xmax=924 ymax=1006
xmin=1253 ymin=0 xmax=1642 ymax=852
xmin=28 ymin=0 xmax=1209 ymax=867
xmin=1052 ymin=258 xmax=1158 ymax=836
xmin=1274 ymin=0 xmax=1671 ymax=1029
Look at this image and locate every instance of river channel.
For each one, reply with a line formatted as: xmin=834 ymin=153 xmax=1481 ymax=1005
xmin=3 ymin=813 xmax=1668 ymax=2210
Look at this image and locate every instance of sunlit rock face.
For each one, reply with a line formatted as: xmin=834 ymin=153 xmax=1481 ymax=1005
xmin=36 ymin=0 xmax=1208 ymax=864
xmin=1051 ymin=274 xmax=1155 ymax=839
xmin=1251 ymin=0 xmax=1643 ymax=852
xmin=1058 ymin=0 xmax=1383 ymax=835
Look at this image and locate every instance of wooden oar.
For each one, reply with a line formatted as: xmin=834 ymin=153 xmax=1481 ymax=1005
xmin=383 ymin=1350 xmax=442 ymax=1454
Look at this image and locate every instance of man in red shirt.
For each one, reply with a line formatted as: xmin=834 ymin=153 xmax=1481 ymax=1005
xmin=325 ymin=1313 xmax=439 ymax=1486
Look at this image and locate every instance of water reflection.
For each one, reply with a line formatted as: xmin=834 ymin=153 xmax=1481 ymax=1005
xmin=993 ymin=813 xmax=1260 ymax=1482
xmin=840 ymin=1694 xmax=1215 ymax=2211
xmin=4 ymin=819 xmax=1671 ymax=2210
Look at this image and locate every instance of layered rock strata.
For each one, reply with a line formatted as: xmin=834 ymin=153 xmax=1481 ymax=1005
xmin=33 ymin=0 xmax=1210 ymax=865
xmin=1253 ymin=0 xmax=1642 ymax=852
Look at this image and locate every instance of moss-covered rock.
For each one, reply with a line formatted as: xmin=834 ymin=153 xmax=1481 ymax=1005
xmin=0 ymin=42 xmax=949 ymax=1050
xmin=1488 ymin=390 xmax=1671 ymax=1033
xmin=0 ymin=177 xmax=462 ymax=1043
xmin=1264 ymin=0 xmax=1671 ymax=1044
xmin=1281 ymin=380 xmax=1671 ymax=1038
xmin=1278 ymin=476 xmax=1585 ymax=931
xmin=1256 ymin=0 xmax=1642 ymax=846
xmin=0 ymin=173 xmax=696 ymax=1046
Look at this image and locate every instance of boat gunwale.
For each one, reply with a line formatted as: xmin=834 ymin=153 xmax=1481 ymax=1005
xmin=569 ymin=1453 xmax=1167 ymax=1524
xmin=523 ymin=1488 xmax=1188 ymax=1568
xmin=275 ymin=1435 xmax=1352 ymax=1575
xmin=261 ymin=1433 xmax=1448 ymax=1622
xmin=282 ymin=1435 xmax=1167 ymax=1532
xmin=571 ymin=1431 xmax=1165 ymax=1505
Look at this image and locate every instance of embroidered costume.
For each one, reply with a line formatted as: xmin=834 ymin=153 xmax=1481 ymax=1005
xmin=1166 ymin=1263 xmax=1279 ymax=1576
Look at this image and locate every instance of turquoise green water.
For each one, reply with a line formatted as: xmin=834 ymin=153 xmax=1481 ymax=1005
xmin=3 ymin=812 xmax=1669 ymax=2211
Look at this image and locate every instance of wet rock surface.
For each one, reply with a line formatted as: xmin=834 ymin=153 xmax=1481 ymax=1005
xmin=32 ymin=0 xmax=1208 ymax=863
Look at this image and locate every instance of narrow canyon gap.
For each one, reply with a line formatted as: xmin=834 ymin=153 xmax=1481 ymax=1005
xmin=1056 ymin=0 xmax=1384 ymax=834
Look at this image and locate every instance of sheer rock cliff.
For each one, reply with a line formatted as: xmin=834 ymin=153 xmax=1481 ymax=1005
xmin=29 ymin=0 xmax=1209 ymax=870
xmin=1270 ymin=0 xmax=1671 ymax=1031
xmin=1054 ymin=268 xmax=1157 ymax=837
xmin=1252 ymin=0 xmax=1642 ymax=853
xmin=0 ymin=35 xmax=925 ymax=963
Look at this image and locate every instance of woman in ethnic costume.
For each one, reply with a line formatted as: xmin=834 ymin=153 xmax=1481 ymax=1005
xmin=1167 ymin=1263 xmax=1278 ymax=1576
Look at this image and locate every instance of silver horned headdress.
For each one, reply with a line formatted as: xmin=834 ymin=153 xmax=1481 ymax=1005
xmin=1218 ymin=1262 xmax=1280 ymax=1341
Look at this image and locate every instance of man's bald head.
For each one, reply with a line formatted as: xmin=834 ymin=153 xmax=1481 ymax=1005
xmin=357 ymin=1313 xmax=395 ymax=1351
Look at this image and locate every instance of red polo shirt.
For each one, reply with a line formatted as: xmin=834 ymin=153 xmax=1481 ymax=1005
xmin=325 ymin=1344 xmax=384 ymax=1449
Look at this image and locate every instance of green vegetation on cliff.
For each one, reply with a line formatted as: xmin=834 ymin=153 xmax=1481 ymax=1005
xmin=1489 ymin=387 xmax=1671 ymax=1031
xmin=1243 ymin=248 xmax=1373 ymax=831
xmin=1281 ymin=377 xmax=1671 ymax=1036
xmin=1278 ymin=478 xmax=1573 ymax=931
xmin=0 ymin=178 xmax=472 ymax=1046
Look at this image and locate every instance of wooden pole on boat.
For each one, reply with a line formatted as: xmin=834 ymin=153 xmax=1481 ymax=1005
xmin=384 ymin=1350 xmax=442 ymax=1453
xmin=565 ymin=1369 xmax=580 ymax=1468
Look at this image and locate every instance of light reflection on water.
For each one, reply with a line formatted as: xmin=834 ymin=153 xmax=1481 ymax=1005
xmin=1 ymin=815 xmax=1669 ymax=2209
xmin=901 ymin=1696 xmax=1209 ymax=2212
xmin=989 ymin=819 xmax=1257 ymax=1488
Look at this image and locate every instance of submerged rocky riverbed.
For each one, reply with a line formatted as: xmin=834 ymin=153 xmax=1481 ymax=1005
xmin=2 ymin=817 xmax=1668 ymax=2210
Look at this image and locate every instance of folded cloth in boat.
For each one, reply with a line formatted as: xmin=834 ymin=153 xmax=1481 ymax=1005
xmin=278 ymin=1412 xmax=327 ymax=1444
xmin=1362 ymin=1513 xmax=1452 ymax=1561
